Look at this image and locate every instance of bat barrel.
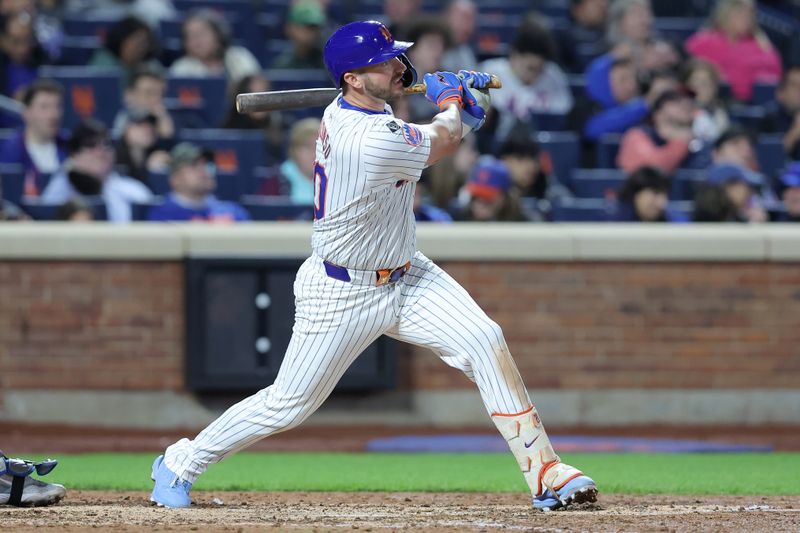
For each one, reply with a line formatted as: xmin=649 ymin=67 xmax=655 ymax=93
xmin=236 ymin=88 xmax=340 ymax=113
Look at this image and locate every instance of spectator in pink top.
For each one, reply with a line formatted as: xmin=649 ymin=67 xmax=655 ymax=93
xmin=685 ymin=0 xmax=782 ymax=102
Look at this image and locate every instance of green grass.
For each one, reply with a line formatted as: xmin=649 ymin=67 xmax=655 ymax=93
xmin=26 ymin=452 xmax=800 ymax=495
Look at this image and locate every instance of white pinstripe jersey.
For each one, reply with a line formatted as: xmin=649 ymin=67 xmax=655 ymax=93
xmin=310 ymin=96 xmax=431 ymax=270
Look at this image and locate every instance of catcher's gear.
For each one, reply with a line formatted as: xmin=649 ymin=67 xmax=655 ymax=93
xmin=0 ymin=452 xmax=65 ymax=507
xmin=424 ymin=71 xmax=463 ymax=109
xmin=323 ymin=20 xmax=417 ymax=89
xmin=491 ymin=407 xmax=597 ymax=511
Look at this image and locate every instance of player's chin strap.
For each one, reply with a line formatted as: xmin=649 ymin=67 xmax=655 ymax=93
xmin=491 ymin=406 xmax=584 ymax=497
xmin=0 ymin=452 xmax=59 ymax=506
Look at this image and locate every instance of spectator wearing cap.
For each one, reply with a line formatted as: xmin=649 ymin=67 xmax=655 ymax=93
xmin=454 ymin=156 xmax=529 ymax=222
xmin=706 ymin=162 xmax=767 ymax=222
xmin=440 ymin=0 xmax=478 ymax=73
xmin=709 ymin=126 xmax=777 ymax=213
xmin=760 ymin=65 xmax=800 ymax=161
xmin=169 ymin=9 xmax=261 ymax=85
xmin=114 ymin=108 xmax=170 ymax=185
xmin=617 ymin=89 xmax=711 ymax=175
xmin=148 ymin=142 xmax=249 ymax=222
xmin=0 ymin=79 xmax=67 ymax=195
xmin=608 ymin=165 xmax=686 ymax=222
xmin=776 ymin=163 xmax=800 ymax=222
xmin=479 ymin=15 xmax=572 ymax=142
xmin=272 ymin=2 xmax=327 ymax=70
xmin=685 ymin=0 xmax=781 ymax=102
xmin=112 ymin=68 xmax=176 ymax=142
xmin=41 ymin=120 xmax=152 ymax=222
xmin=89 ymin=16 xmax=162 ymax=91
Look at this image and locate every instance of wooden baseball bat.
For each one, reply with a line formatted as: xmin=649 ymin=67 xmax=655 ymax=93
xmin=236 ymin=74 xmax=502 ymax=114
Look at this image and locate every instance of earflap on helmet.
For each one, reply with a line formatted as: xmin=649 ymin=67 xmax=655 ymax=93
xmin=399 ymin=54 xmax=418 ymax=88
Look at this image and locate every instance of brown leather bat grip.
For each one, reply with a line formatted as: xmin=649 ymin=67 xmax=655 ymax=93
xmin=403 ymin=74 xmax=502 ymax=94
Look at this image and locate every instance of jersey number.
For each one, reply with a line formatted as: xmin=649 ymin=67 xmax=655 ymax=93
xmin=313 ymin=161 xmax=328 ymax=220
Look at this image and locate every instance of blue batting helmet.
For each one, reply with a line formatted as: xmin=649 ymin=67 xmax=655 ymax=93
xmin=323 ymin=20 xmax=417 ymax=89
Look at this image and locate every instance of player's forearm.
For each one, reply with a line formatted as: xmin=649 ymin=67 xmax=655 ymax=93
xmin=425 ymin=103 xmax=462 ymax=165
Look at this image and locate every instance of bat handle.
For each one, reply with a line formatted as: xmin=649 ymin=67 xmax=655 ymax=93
xmin=403 ymin=74 xmax=502 ymax=95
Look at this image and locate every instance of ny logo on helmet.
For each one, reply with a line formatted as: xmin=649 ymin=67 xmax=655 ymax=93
xmin=379 ymin=25 xmax=392 ymax=43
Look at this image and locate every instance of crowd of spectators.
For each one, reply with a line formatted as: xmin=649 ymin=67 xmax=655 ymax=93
xmin=1 ymin=0 xmax=800 ymax=224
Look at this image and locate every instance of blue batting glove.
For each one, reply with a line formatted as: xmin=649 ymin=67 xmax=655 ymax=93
xmin=458 ymin=70 xmax=492 ymax=89
xmin=459 ymin=79 xmax=490 ymax=131
xmin=424 ymin=71 xmax=463 ymax=109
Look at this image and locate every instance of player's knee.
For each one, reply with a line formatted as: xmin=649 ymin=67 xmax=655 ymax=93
xmin=477 ymin=319 xmax=507 ymax=354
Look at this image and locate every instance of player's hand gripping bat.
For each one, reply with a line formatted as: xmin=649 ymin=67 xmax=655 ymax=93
xmin=235 ymin=74 xmax=502 ymax=114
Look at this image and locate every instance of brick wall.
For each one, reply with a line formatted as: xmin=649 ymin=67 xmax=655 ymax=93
xmin=1 ymin=260 xmax=799 ymax=393
xmin=406 ymin=262 xmax=800 ymax=390
xmin=0 ymin=262 xmax=184 ymax=391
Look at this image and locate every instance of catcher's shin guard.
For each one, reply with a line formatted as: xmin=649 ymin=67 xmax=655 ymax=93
xmin=0 ymin=452 xmax=65 ymax=507
xmin=491 ymin=406 xmax=597 ymax=510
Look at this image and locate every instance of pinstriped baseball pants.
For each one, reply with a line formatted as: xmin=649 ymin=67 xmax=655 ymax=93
xmin=164 ymin=251 xmax=532 ymax=483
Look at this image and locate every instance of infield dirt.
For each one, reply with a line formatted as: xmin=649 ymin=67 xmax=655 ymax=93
xmin=1 ymin=491 xmax=798 ymax=532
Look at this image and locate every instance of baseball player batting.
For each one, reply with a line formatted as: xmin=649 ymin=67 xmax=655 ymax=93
xmin=150 ymin=20 xmax=597 ymax=511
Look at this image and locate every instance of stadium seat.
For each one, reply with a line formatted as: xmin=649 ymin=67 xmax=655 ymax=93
xmin=166 ymin=76 xmax=228 ymax=128
xmin=756 ymin=134 xmax=786 ymax=179
xmin=131 ymin=198 xmax=164 ymax=221
xmin=57 ymin=36 xmax=101 ymax=66
xmin=534 ymin=131 xmax=580 ymax=184
xmin=178 ymin=129 xmax=270 ymax=198
xmin=596 ymin=134 xmax=622 ymax=169
xmin=551 ymin=197 xmax=614 ymax=222
xmin=61 ymin=15 xmax=117 ymax=39
xmin=240 ymin=195 xmax=313 ymax=221
xmin=146 ymin=171 xmax=171 ymax=196
xmin=752 ymin=82 xmax=777 ymax=105
xmin=265 ymin=69 xmax=333 ymax=91
xmin=567 ymin=75 xmax=587 ymax=99
xmin=20 ymin=197 xmax=108 ymax=221
xmin=569 ymin=169 xmax=626 ymax=199
xmin=172 ymin=0 xmax=254 ymax=20
xmin=0 ymin=163 xmax=25 ymax=205
xmin=729 ymin=105 xmax=766 ymax=129
xmin=530 ymin=112 xmax=570 ymax=131
xmin=38 ymin=67 xmax=122 ymax=129
xmin=671 ymin=169 xmax=706 ymax=201
xmin=653 ymin=17 xmax=704 ymax=42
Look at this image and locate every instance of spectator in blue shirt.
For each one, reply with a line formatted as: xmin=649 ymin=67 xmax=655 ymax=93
xmin=0 ymin=79 xmax=67 ymax=196
xmin=148 ymin=142 xmax=249 ymax=222
xmin=0 ymin=11 xmax=50 ymax=101
xmin=776 ymin=162 xmax=800 ymax=222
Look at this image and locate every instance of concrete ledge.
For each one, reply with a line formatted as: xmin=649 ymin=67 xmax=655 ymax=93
xmin=0 ymin=223 xmax=797 ymax=262
xmin=180 ymin=223 xmax=312 ymax=257
xmin=0 ymin=223 xmax=184 ymax=260
xmin=4 ymin=388 xmax=799 ymax=428
xmin=572 ymin=225 xmax=767 ymax=261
